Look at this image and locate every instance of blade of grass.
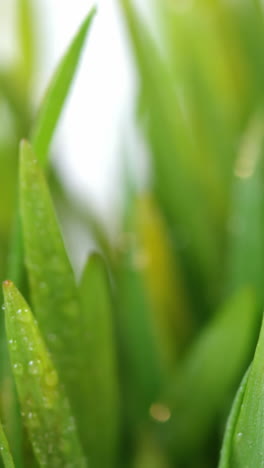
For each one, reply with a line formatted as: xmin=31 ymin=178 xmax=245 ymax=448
xmin=3 ymin=280 xmax=86 ymax=467
xmin=15 ymin=0 xmax=35 ymax=90
xmin=19 ymin=140 xmax=87 ymax=448
xmin=226 ymin=112 xmax=264 ymax=300
xmin=133 ymin=433 xmax=170 ymax=468
xmin=0 ymin=420 xmax=15 ymax=468
xmin=156 ymin=287 xmax=258 ymax=461
xmin=224 ymin=313 xmax=264 ymax=467
xmin=117 ymin=228 xmax=164 ymax=423
xmin=31 ymin=6 xmax=96 ymax=166
xmin=218 ymin=368 xmax=250 ymax=468
xmin=134 ymin=194 xmax=192 ymax=363
xmin=79 ymin=253 xmax=120 ymax=467
xmin=119 ymin=0 xmax=221 ymax=300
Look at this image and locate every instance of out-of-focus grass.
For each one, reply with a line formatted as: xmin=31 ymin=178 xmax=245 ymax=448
xmin=0 ymin=1 xmax=264 ymax=467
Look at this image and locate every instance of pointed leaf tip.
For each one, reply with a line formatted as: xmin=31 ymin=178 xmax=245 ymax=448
xmin=3 ymin=283 xmax=85 ymax=467
xmin=30 ymin=6 xmax=96 ymax=165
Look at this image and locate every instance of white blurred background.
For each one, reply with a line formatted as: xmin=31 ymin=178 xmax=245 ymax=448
xmin=37 ymin=0 xmax=135 ymax=223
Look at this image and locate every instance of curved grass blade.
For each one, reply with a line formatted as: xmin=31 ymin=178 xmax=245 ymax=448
xmin=3 ymin=281 xmax=86 ymax=468
xmin=19 ymin=140 xmax=85 ymax=440
xmin=0 ymin=420 xmax=15 ymax=468
xmin=31 ymin=7 xmax=96 ymax=166
xmin=79 ymin=253 xmax=120 ymax=467
xmin=157 ymin=287 xmax=258 ymax=461
xmin=225 ymin=313 xmax=264 ymax=467
xmin=218 ymin=367 xmax=250 ymax=468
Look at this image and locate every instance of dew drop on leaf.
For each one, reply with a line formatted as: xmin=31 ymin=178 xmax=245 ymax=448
xmin=13 ymin=363 xmax=24 ymax=375
xmin=28 ymin=359 xmax=43 ymax=376
xmin=8 ymin=339 xmax=17 ymax=351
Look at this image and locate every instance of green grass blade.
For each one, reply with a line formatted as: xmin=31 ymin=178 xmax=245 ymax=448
xmin=134 ymin=194 xmax=191 ymax=362
xmin=226 ymin=313 xmax=264 ymax=467
xmin=227 ymin=113 xmax=264 ymax=300
xmin=158 ymin=287 xmax=258 ymax=460
xmin=3 ymin=281 xmax=86 ymax=467
xmin=15 ymin=0 xmax=35 ymax=90
xmin=133 ymin=433 xmax=170 ymax=468
xmin=79 ymin=253 xmax=120 ymax=467
xmin=19 ymin=140 xmax=85 ymax=434
xmin=117 ymin=233 xmax=164 ymax=421
xmin=119 ymin=0 xmax=221 ymax=297
xmin=218 ymin=368 xmax=250 ymax=468
xmin=0 ymin=420 xmax=15 ymax=468
xmin=31 ymin=7 xmax=96 ymax=165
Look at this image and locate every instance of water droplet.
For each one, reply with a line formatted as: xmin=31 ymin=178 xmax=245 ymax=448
xmin=45 ymin=370 xmax=58 ymax=387
xmin=0 ymin=446 xmax=3 ymax=451
xmin=66 ymin=416 xmax=76 ymax=433
xmin=27 ymin=412 xmax=39 ymax=428
xmin=237 ymin=432 xmax=243 ymax=441
xmin=16 ymin=308 xmax=30 ymax=323
xmin=8 ymin=339 xmax=17 ymax=351
xmin=13 ymin=363 xmax=24 ymax=375
xmin=28 ymin=360 xmax=42 ymax=376
xmin=1 ymin=304 xmax=5 ymax=311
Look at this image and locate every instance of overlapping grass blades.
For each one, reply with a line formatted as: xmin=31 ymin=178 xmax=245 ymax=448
xmin=1 ymin=1 xmax=264 ymax=466
xmin=157 ymin=288 xmax=258 ymax=460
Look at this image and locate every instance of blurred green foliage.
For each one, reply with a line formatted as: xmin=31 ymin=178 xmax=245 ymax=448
xmin=1 ymin=1 xmax=264 ymax=467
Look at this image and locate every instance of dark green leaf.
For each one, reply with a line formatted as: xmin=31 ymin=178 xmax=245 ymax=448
xmin=79 ymin=253 xmax=120 ymax=467
xmin=158 ymin=287 xmax=258 ymax=459
xmin=218 ymin=368 xmax=250 ymax=468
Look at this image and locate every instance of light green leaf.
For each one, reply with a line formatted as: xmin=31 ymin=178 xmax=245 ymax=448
xmin=225 ymin=313 xmax=264 ymax=467
xmin=3 ymin=280 xmax=86 ymax=468
xmin=157 ymin=287 xmax=258 ymax=460
xmin=0 ymin=419 xmax=15 ymax=468
xmin=218 ymin=368 xmax=250 ymax=468
xmin=15 ymin=0 xmax=35 ymax=90
xmin=31 ymin=6 xmax=96 ymax=165
xmin=79 ymin=253 xmax=120 ymax=467
xmin=19 ymin=140 xmax=85 ymax=440
xmin=227 ymin=112 xmax=264 ymax=300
